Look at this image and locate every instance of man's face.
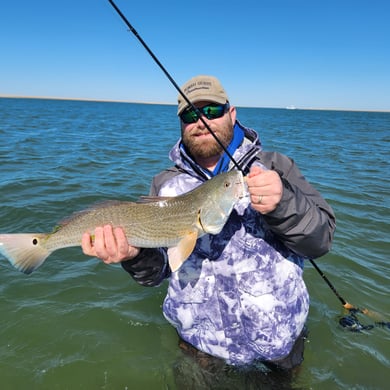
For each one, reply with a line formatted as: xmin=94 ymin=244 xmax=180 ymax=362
xmin=180 ymin=101 xmax=236 ymax=164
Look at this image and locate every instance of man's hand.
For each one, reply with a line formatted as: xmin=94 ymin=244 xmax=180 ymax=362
xmin=81 ymin=225 xmax=140 ymax=263
xmin=246 ymin=166 xmax=283 ymax=214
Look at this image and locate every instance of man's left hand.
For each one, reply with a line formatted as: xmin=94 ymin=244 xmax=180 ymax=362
xmin=246 ymin=166 xmax=283 ymax=214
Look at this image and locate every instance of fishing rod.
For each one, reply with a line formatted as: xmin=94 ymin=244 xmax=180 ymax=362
xmin=308 ymin=258 xmax=383 ymax=321
xmin=107 ymin=0 xmax=241 ymax=172
xmin=107 ymin=0 xmax=384 ymax=326
xmin=309 ymin=258 xmax=356 ymax=310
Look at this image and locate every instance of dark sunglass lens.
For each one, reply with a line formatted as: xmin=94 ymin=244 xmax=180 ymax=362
xmin=180 ymin=108 xmax=198 ymax=124
xmin=203 ymin=105 xmax=225 ymax=119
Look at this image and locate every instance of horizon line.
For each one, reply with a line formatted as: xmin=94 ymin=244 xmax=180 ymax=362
xmin=0 ymin=94 xmax=389 ymax=114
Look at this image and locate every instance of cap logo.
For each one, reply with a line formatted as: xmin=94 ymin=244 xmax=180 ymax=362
xmin=183 ymin=81 xmax=212 ymax=95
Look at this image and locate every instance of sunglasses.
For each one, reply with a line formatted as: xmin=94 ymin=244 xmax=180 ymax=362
xmin=180 ymin=103 xmax=230 ymax=124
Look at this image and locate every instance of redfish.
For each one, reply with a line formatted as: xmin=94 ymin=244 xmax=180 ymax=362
xmin=0 ymin=170 xmax=245 ymax=274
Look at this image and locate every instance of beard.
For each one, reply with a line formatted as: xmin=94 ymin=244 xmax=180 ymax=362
xmin=181 ymin=121 xmax=234 ymax=161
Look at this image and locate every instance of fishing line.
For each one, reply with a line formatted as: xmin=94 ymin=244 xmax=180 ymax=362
xmin=107 ymin=0 xmax=242 ymax=172
xmin=107 ymin=0 xmax=386 ymax=329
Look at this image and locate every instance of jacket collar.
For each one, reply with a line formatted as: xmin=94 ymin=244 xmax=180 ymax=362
xmin=169 ymin=120 xmax=262 ymax=181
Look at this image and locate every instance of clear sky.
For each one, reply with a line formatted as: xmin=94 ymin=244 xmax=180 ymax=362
xmin=1 ymin=0 xmax=389 ymax=111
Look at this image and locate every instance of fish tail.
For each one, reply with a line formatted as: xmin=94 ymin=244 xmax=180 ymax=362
xmin=0 ymin=233 xmax=52 ymax=274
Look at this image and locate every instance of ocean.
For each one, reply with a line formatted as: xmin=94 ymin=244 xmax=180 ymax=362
xmin=0 ymin=97 xmax=389 ymax=389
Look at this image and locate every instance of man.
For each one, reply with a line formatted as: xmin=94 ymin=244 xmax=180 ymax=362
xmin=82 ymin=75 xmax=336 ymax=369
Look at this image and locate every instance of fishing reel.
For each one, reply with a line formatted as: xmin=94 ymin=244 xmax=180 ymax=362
xmin=339 ymin=308 xmax=390 ymax=332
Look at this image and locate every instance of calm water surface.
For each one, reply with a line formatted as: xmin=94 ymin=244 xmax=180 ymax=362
xmin=0 ymin=98 xmax=389 ymax=389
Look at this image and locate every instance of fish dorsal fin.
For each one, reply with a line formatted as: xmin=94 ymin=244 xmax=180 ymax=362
xmin=137 ymin=196 xmax=174 ymax=204
xmin=167 ymin=230 xmax=198 ymax=272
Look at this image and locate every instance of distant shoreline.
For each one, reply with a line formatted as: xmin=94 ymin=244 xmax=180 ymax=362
xmin=0 ymin=94 xmax=174 ymax=107
xmin=0 ymin=94 xmax=389 ymax=113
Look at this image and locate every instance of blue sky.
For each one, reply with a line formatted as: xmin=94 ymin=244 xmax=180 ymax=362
xmin=1 ymin=0 xmax=389 ymax=111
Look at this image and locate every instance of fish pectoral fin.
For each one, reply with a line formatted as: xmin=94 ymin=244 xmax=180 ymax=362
xmin=167 ymin=230 xmax=198 ymax=272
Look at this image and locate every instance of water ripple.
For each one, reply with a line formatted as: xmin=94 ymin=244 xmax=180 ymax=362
xmin=1 ymin=99 xmax=389 ymax=389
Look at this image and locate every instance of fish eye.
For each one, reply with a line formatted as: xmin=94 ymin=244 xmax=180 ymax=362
xmin=32 ymin=238 xmax=38 ymax=245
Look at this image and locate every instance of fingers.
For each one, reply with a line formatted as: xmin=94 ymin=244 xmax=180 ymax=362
xmin=81 ymin=232 xmax=95 ymax=256
xmin=93 ymin=226 xmax=109 ymax=262
xmin=82 ymin=225 xmax=138 ymax=264
xmin=114 ymin=227 xmax=130 ymax=258
xmin=247 ymin=167 xmax=283 ymax=214
xmin=247 ymin=165 xmax=264 ymax=178
xmin=97 ymin=225 xmax=125 ymax=263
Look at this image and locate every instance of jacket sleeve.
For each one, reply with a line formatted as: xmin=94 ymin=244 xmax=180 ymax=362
xmin=259 ymin=152 xmax=336 ymax=259
xmin=121 ymin=247 xmax=170 ymax=287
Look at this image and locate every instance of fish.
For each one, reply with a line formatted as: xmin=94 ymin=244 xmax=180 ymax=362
xmin=0 ymin=170 xmax=245 ymax=274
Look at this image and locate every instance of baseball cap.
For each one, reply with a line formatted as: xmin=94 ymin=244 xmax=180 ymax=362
xmin=177 ymin=75 xmax=229 ymax=115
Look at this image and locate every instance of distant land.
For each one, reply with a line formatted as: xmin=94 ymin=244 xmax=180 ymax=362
xmin=1 ymin=95 xmax=389 ymax=113
xmin=0 ymin=94 xmax=174 ymax=107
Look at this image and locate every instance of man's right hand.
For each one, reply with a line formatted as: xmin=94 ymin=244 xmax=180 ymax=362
xmin=81 ymin=225 xmax=140 ymax=264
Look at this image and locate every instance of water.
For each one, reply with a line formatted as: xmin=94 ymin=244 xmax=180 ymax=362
xmin=0 ymin=98 xmax=389 ymax=389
